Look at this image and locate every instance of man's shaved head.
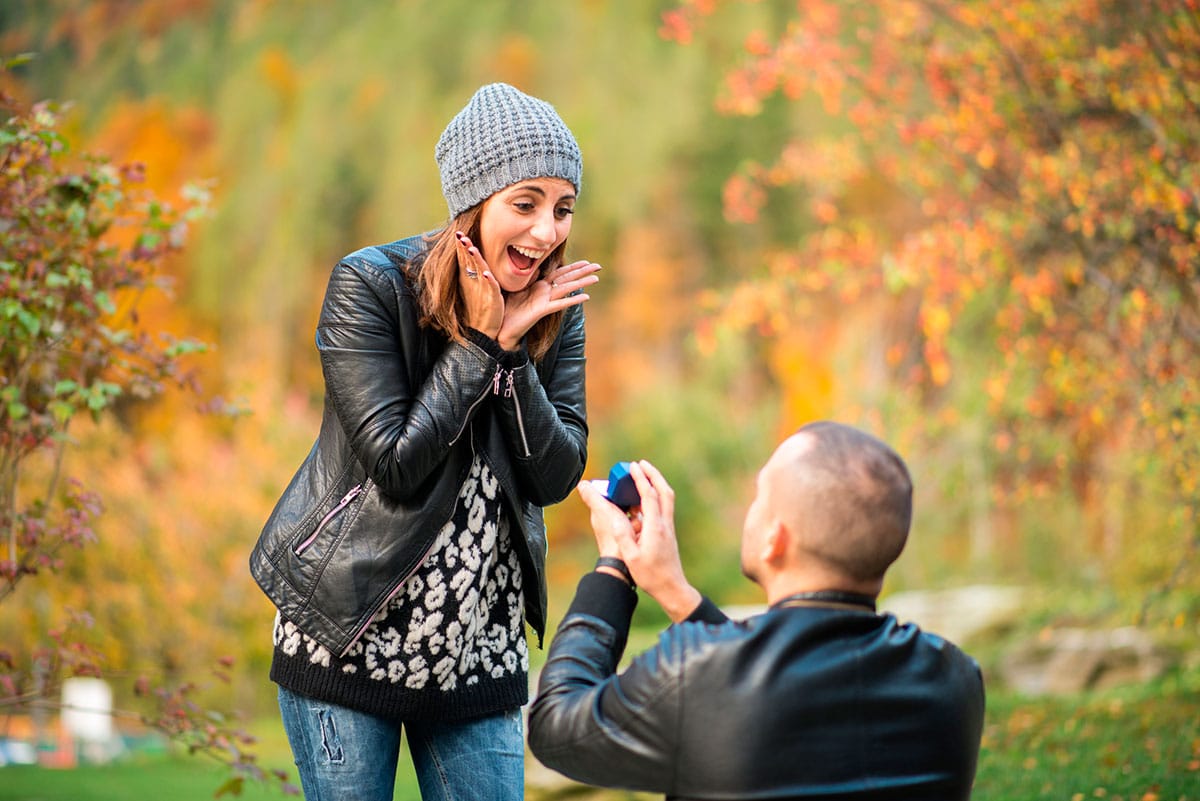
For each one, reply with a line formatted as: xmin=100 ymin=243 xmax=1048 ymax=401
xmin=761 ymin=421 xmax=912 ymax=586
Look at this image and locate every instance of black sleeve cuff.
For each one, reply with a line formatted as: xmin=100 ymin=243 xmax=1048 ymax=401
xmin=685 ymin=596 xmax=729 ymax=624
xmin=564 ymin=571 xmax=638 ymax=636
xmin=500 ymin=347 xmax=530 ymax=369
xmin=464 ymin=328 xmax=530 ymax=368
xmin=465 ymin=327 xmax=506 ymax=361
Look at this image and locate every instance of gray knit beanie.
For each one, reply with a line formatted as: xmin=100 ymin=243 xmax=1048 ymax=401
xmin=436 ymin=83 xmax=582 ymax=218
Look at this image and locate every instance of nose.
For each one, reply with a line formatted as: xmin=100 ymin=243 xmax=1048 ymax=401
xmin=530 ymin=209 xmax=558 ymax=247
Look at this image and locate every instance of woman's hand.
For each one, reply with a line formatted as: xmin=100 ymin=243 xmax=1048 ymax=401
xmin=497 ymin=260 xmax=601 ymax=352
xmin=455 ymin=231 xmax=504 ymax=339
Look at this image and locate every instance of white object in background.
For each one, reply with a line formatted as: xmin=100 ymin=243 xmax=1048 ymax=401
xmin=61 ymin=677 xmax=114 ymax=743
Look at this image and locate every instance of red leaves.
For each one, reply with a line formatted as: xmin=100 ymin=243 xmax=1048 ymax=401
xmin=136 ymin=671 xmax=300 ymax=794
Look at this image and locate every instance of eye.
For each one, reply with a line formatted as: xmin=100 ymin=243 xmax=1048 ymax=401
xmin=513 ymin=201 xmax=536 ymax=212
xmin=555 ymin=206 xmax=575 ymax=220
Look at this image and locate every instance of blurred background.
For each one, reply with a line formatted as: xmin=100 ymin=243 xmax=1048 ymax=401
xmin=1 ymin=0 xmax=1197 ymax=797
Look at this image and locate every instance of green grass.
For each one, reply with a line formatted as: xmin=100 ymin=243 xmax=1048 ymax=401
xmin=973 ymin=664 xmax=1200 ymax=801
xmin=2 ymin=666 xmax=1196 ymax=801
xmin=0 ymin=714 xmax=422 ymax=801
xmin=0 ymin=752 xmax=425 ymax=801
xmin=0 ymin=756 xmax=290 ymax=801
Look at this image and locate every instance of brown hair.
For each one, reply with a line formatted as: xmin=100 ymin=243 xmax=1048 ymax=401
xmin=411 ymin=204 xmax=568 ymax=362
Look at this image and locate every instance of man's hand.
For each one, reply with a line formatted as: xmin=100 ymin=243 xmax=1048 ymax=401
xmin=616 ymin=462 xmax=701 ymax=622
xmin=575 ymin=479 xmax=628 ymax=560
xmin=577 ymin=461 xmax=702 ymax=623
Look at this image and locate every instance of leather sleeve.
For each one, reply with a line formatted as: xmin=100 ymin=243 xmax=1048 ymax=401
xmin=492 ymin=304 xmax=589 ymax=505
xmin=316 ymin=257 xmax=496 ymax=501
xmin=528 ymin=573 xmax=692 ymax=793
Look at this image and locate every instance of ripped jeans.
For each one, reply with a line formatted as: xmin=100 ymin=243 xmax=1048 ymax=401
xmin=277 ymin=686 xmax=524 ymax=801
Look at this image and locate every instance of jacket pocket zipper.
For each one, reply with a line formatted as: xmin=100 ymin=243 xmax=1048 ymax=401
xmin=339 ymin=534 xmax=440 ymax=658
xmin=294 ymin=483 xmax=363 ymax=555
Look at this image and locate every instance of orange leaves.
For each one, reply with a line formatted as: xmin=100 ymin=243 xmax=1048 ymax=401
xmin=714 ymin=3 xmax=1191 ymax=360
xmin=922 ymin=343 xmax=952 ymax=387
xmin=766 ymin=321 xmax=836 ymax=430
xmin=260 ymin=47 xmax=299 ymax=109
xmin=584 ymin=222 xmax=702 ymax=412
xmin=659 ymin=9 xmax=694 ymax=44
xmin=90 ymin=98 xmax=216 ymax=201
xmin=720 ymin=137 xmax=864 ymax=227
xmin=663 ymin=0 xmax=1200 ymax=584
xmin=1011 ymin=269 xmax=1058 ymax=325
xmin=743 ymin=28 xmax=772 ymax=58
xmin=709 ymin=2 xmax=855 ymax=117
xmin=1123 ymin=287 xmax=1149 ymax=341
xmin=658 ymin=0 xmax=718 ymax=44
xmin=975 ymin=143 xmax=997 ymax=170
xmin=722 ymin=170 xmax=766 ymax=224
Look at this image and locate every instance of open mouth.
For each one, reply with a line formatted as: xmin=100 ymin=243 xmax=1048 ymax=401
xmin=508 ymin=245 xmax=545 ymax=272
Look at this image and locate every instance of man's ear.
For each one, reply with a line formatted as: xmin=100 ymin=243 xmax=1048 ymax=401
xmin=761 ymin=519 xmax=789 ymax=564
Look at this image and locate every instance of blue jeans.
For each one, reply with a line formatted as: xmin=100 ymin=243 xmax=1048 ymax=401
xmin=277 ymin=686 xmax=524 ymax=801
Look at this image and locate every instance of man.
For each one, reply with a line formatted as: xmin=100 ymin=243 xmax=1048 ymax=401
xmin=529 ymin=421 xmax=984 ymax=800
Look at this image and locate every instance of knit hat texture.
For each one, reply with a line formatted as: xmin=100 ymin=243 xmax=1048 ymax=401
xmin=436 ymin=83 xmax=582 ymax=218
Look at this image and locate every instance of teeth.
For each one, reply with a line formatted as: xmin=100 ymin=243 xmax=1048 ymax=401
xmin=513 ymin=245 xmax=546 ymax=260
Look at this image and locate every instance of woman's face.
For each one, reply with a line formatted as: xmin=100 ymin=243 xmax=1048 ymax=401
xmin=477 ymin=177 xmax=576 ymax=293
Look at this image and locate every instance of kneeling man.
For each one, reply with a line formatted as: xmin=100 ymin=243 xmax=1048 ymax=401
xmin=530 ymin=421 xmax=985 ymax=800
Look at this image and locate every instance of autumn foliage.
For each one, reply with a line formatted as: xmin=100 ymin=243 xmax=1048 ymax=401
xmin=665 ymin=0 xmax=1200 ymax=603
xmin=0 ymin=59 xmax=295 ymax=795
xmin=0 ymin=3 xmax=1196 ymax=794
xmin=0 ymin=5 xmax=1195 ymax=768
xmin=0 ymin=69 xmax=204 ymax=598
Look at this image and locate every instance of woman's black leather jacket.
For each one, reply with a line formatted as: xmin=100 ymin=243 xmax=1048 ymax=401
xmin=250 ymin=236 xmax=588 ymax=658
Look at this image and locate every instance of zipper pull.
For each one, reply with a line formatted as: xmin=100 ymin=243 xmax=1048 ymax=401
xmin=493 ymin=365 xmax=503 ymax=395
xmin=504 ymin=369 xmax=515 ymax=398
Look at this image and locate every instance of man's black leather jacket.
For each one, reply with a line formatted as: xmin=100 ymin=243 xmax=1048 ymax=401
xmin=250 ymin=236 xmax=588 ymax=658
xmin=530 ymin=574 xmax=985 ymax=800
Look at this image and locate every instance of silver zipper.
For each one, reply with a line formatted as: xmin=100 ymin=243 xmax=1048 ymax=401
xmin=294 ymin=483 xmax=363 ymax=554
xmin=450 ymin=382 xmax=492 ymax=446
xmin=493 ymin=366 xmax=531 ymax=457
xmin=508 ymin=371 xmax=531 ymax=457
xmin=339 ymin=534 xmax=440 ymax=658
xmin=338 ymin=366 xmax=495 ymax=656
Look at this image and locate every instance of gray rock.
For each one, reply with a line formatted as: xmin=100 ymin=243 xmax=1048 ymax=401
xmin=880 ymin=585 xmax=1025 ymax=645
xmin=1000 ymin=626 xmax=1171 ymax=695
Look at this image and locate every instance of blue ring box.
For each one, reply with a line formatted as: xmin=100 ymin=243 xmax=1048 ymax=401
xmin=606 ymin=461 xmax=640 ymax=511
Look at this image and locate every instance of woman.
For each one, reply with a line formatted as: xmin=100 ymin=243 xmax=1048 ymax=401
xmin=250 ymin=82 xmax=599 ymax=801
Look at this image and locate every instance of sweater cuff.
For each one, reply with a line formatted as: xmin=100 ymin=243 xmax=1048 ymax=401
xmin=465 ymin=328 xmax=530 ymax=368
xmin=499 ymin=346 xmax=529 ymax=370
xmin=465 ymin=328 xmax=506 ymax=361
xmin=563 ymin=571 xmax=638 ymax=636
